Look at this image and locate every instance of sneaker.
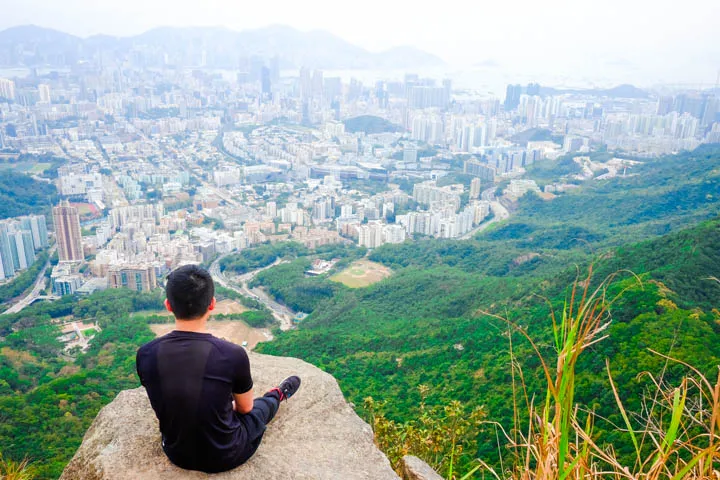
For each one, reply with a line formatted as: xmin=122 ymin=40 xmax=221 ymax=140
xmin=277 ymin=375 xmax=301 ymax=401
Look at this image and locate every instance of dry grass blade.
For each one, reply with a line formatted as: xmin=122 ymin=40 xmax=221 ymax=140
xmin=0 ymin=454 xmax=34 ymax=480
xmin=474 ymin=264 xmax=720 ymax=480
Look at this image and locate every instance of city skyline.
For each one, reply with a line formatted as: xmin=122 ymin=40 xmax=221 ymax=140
xmin=1 ymin=0 xmax=719 ymax=88
xmin=0 ymin=8 xmax=717 ymax=298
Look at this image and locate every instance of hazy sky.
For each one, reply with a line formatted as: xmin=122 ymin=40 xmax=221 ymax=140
xmin=2 ymin=0 xmax=719 ymax=86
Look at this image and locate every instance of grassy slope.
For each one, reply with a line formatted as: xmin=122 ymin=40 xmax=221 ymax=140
xmin=258 ymin=145 xmax=720 ymax=466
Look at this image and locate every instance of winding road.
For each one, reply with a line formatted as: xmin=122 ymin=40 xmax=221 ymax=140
xmin=209 ymin=255 xmax=296 ymax=331
xmin=459 ymin=200 xmax=510 ymax=240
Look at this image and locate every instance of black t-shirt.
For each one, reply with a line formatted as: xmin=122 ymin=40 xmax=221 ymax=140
xmin=136 ymin=330 xmax=253 ymax=472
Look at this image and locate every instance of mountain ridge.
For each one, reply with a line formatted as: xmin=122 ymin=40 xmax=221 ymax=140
xmin=0 ymin=24 xmax=445 ymax=70
xmin=540 ymin=83 xmax=650 ymax=98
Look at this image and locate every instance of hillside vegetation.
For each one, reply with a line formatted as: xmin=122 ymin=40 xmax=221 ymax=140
xmin=0 ymin=146 xmax=718 ymax=478
xmin=258 ymin=145 xmax=720 ymax=475
xmin=343 ymin=115 xmax=402 ymax=134
xmin=0 ymin=171 xmax=57 ymax=219
xmin=0 ymin=290 xmax=163 ymax=478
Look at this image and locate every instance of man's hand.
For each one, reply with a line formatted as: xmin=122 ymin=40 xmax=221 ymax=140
xmin=233 ymin=389 xmax=254 ymax=414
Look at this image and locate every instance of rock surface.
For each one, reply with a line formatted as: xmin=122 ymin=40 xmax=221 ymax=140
xmin=60 ymin=352 xmax=399 ymax=480
xmin=400 ymin=455 xmax=444 ymax=480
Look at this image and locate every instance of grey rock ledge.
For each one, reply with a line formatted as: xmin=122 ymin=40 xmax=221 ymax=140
xmin=60 ymin=353 xmax=399 ymax=480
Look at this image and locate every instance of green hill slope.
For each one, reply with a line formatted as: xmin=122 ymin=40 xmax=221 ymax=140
xmin=258 ymin=145 xmax=720 ymax=471
xmin=0 ymin=170 xmax=58 ymax=219
xmin=260 ymin=217 xmax=720 ymax=471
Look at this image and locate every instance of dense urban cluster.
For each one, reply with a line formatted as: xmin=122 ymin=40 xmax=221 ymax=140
xmin=0 ymin=29 xmax=718 ymax=326
xmin=0 ymin=214 xmax=47 ymax=280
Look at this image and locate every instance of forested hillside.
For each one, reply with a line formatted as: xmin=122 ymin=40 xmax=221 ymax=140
xmin=0 ymin=290 xmax=163 ymax=478
xmin=0 ymin=170 xmax=57 ymax=219
xmin=258 ymin=145 xmax=720 ymax=473
xmin=0 ymin=146 xmax=718 ymax=478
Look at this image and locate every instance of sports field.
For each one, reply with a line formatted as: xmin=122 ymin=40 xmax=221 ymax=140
xmin=331 ymin=260 xmax=393 ymax=288
xmin=0 ymin=161 xmax=51 ymax=173
xmin=71 ymin=202 xmax=101 ymax=219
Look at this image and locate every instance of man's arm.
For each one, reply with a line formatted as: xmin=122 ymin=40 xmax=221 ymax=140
xmin=233 ymin=390 xmax=254 ymax=414
xmin=231 ymin=346 xmax=254 ymax=414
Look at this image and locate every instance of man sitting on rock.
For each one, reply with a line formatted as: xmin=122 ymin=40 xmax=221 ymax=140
xmin=136 ymin=264 xmax=301 ymax=473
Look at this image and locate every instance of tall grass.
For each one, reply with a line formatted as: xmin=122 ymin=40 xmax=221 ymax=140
xmin=365 ymin=265 xmax=719 ymax=479
xmin=0 ymin=454 xmax=33 ymax=480
xmin=480 ymin=264 xmax=720 ymax=479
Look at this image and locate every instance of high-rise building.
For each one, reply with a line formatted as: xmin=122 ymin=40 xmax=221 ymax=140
xmin=266 ymin=201 xmax=277 ymax=218
xmin=357 ymin=222 xmax=384 ymax=248
xmin=312 ymin=197 xmax=334 ymax=222
xmin=657 ymin=96 xmax=674 ymax=115
xmin=701 ymin=96 xmax=719 ymax=127
xmin=408 ymin=86 xmax=449 ymax=109
xmin=412 ymin=181 xmax=462 ymax=211
xmin=443 ymin=79 xmax=452 ymax=102
xmin=411 ymin=114 xmax=444 ymax=144
xmin=53 ymin=201 xmax=84 ymax=262
xmin=323 ymin=77 xmax=342 ymax=101
xmin=270 ymin=55 xmax=280 ymax=83
xmin=504 ymin=84 xmax=522 ymax=111
xmin=20 ymin=215 xmax=48 ymax=249
xmin=340 ymin=204 xmax=354 ymax=218
xmin=464 ymin=159 xmax=496 ymax=182
xmin=312 ymin=70 xmax=324 ymax=99
xmin=0 ymin=224 xmax=16 ymax=278
xmin=10 ymin=231 xmax=34 ymax=270
xmin=299 ymin=67 xmax=312 ymax=99
xmin=382 ymin=224 xmax=406 ymax=244
xmin=0 ymin=78 xmax=15 ymax=100
xmin=19 ymin=231 xmax=35 ymax=269
xmin=470 ymin=178 xmax=482 ymax=199
xmin=261 ymin=66 xmax=271 ymax=101
xmin=38 ymin=84 xmax=51 ymax=103
xmin=249 ymin=56 xmax=264 ymax=83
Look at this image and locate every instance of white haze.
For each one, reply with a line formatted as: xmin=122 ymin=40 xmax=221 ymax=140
xmin=1 ymin=0 xmax=719 ymax=88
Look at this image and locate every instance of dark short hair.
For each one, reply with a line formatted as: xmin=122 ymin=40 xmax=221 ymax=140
xmin=165 ymin=265 xmax=215 ymax=320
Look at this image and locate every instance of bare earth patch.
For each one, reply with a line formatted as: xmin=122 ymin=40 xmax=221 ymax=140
xmin=147 ymin=299 xmax=248 ymax=318
xmin=150 ymin=320 xmax=270 ymax=351
xmin=149 ymin=300 xmax=268 ymax=349
xmin=331 ymin=260 xmax=393 ymax=288
xmin=213 ymin=299 xmax=249 ymax=315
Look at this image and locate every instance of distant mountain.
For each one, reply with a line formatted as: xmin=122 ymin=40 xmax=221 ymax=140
xmin=0 ymin=24 xmax=445 ymax=70
xmin=0 ymin=25 xmax=84 ymax=66
xmin=540 ymin=83 xmax=650 ymax=99
xmin=0 ymin=25 xmax=80 ymax=46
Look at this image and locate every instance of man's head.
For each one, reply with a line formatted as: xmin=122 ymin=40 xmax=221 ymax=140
xmin=165 ymin=265 xmax=216 ymax=321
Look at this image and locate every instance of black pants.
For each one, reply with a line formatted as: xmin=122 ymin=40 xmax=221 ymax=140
xmin=235 ymin=390 xmax=281 ymax=464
